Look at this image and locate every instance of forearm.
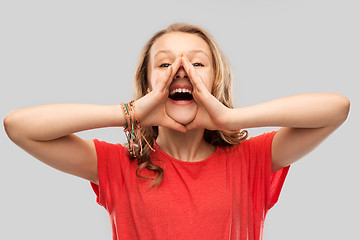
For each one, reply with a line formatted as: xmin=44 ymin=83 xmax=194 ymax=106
xmin=4 ymin=103 xmax=125 ymax=141
xmin=228 ymin=92 xmax=350 ymax=129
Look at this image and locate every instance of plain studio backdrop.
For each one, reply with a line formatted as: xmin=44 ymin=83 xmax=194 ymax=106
xmin=1 ymin=0 xmax=358 ymax=239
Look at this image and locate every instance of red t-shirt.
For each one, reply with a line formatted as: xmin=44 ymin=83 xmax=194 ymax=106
xmin=90 ymin=131 xmax=290 ymax=240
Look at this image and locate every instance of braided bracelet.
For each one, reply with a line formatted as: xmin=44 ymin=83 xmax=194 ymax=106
xmin=120 ymin=101 xmax=154 ymax=156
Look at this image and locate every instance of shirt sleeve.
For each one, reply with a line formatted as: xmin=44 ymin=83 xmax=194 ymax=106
xmin=90 ymin=139 xmax=128 ymax=210
xmin=247 ymin=131 xmax=290 ymax=211
xmin=265 ymin=131 xmax=290 ymax=210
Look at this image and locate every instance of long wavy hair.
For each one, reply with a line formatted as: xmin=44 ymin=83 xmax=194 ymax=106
xmin=128 ymin=23 xmax=248 ymax=189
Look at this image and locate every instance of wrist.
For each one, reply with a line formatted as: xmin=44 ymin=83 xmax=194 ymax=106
xmin=225 ymin=108 xmax=243 ymax=130
xmin=113 ymin=104 xmax=127 ymax=127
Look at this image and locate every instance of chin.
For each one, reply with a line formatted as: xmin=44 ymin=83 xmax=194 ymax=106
xmin=165 ymin=100 xmax=197 ymax=126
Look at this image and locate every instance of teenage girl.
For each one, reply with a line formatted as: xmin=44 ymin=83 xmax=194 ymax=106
xmin=4 ymin=23 xmax=350 ymax=240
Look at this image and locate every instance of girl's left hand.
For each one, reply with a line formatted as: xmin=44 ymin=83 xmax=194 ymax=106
xmin=181 ymin=54 xmax=233 ymax=131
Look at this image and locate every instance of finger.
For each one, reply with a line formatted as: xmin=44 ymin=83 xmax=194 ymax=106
xmin=165 ymin=55 xmax=182 ymax=89
xmin=156 ymin=55 xmax=180 ymax=90
xmin=181 ymin=55 xmax=208 ymax=92
xmin=155 ymin=66 xmax=173 ymax=91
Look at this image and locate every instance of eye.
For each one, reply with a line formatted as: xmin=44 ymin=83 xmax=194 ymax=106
xmin=160 ymin=63 xmax=171 ymax=68
xmin=193 ymin=62 xmax=204 ymax=67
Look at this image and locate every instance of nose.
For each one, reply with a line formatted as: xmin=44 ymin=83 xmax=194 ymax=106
xmin=174 ymin=66 xmax=188 ymax=79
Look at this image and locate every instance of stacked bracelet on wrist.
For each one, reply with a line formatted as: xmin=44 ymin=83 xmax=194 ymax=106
xmin=121 ymin=101 xmax=154 ymax=156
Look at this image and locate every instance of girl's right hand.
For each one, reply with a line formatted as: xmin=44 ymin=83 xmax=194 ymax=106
xmin=132 ymin=55 xmax=187 ymax=133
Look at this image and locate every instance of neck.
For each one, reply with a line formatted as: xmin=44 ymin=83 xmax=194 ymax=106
xmin=156 ymin=127 xmax=216 ymax=162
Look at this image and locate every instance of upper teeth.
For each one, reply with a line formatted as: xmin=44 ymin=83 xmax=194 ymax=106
xmin=170 ymin=88 xmax=192 ymax=95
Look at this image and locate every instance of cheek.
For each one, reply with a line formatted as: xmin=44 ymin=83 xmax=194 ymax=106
xmin=147 ymin=64 xmax=157 ymax=91
xmin=147 ymin=71 xmax=157 ymax=91
xmin=148 ymin=78 xmax=155 ymax=91
xmin=199 ymin=70 xmax=215 ymax=91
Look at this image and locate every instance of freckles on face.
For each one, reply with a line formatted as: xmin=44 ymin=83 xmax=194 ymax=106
xmin=147 ymin=32 xmax=215 ymax=91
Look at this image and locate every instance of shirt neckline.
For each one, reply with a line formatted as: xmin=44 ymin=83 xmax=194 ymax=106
xmin=152 ymin=141 xmax=220 ymax=165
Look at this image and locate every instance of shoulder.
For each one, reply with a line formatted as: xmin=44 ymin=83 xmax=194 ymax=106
xmin=244 ymin=131 xmax=277 ymax=144
xmin=92 ymin=139 xmax=129 ymax=160
xmin=93 ymin=139 xmax=127 ymax=151
xmin=219 ymin=131 xmax=277 ymax=155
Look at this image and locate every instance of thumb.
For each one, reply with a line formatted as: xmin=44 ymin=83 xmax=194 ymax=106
xmin=185 ymin=120 xmax=198 ymax=131
xmin=162 ymin=118 xmax=187 ymax=133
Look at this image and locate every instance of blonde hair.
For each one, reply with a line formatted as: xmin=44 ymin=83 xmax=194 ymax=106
xmin=128 ymin=23 xmax=248 ymax=189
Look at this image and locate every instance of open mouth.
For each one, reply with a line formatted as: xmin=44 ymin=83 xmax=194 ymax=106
xmin=168 ymin=84 xmax=194 ymax=105
xmin=168 ymin=88 xmax=194 ymax=101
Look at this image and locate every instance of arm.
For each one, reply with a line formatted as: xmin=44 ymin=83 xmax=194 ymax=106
xmin=3 ymin=57 xmax=186 ymax=184
xmin=227 ymin=92 xmax=350 ymax=172
xmin=180 ymin=56 xmax=350 ymax=172
xmin=4 ymin=104 xmax=126 ymax=184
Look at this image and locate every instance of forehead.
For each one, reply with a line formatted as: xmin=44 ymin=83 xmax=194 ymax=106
xmin=150 ymin=32 xmax=212 ymax=59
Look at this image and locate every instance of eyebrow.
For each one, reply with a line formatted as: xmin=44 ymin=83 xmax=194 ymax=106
xmin=154 ymin=49 xmax=211 ymax=59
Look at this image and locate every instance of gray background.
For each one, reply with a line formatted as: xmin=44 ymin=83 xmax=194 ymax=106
xmin=1 ymin=0 xmax=358 ymax=239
